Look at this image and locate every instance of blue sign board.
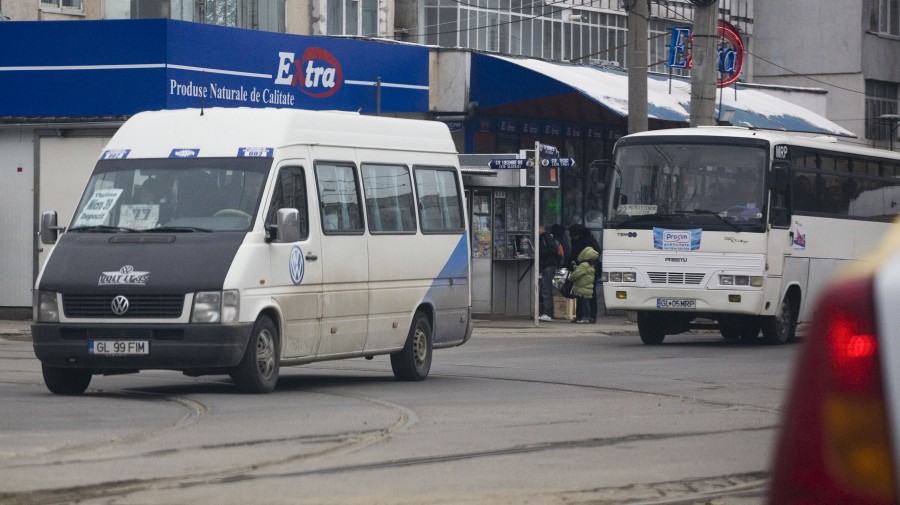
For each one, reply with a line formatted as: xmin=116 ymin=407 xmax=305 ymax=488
xmin=0 ymin=19 xmax=429 ymax=117
xmin=489 ymin=159 xmax=530 ymax=169
xmin=541 ymin=158 xmax=576 ymax=168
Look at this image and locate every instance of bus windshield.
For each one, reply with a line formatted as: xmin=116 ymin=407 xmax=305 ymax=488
xmin=69 ymin=158 xmax=271 ymax=233
xmin=607 ymin=142 xmax=768 ymax=229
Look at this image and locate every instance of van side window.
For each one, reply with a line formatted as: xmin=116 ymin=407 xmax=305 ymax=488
xmin=267 ymin=166 xmax=309 ymax=240
xmin=315 ymin=161 xmax=364 ymax=234
xmin=414 ymin=166 xmax=464 ymax=233
xmin=361 ymin=163 xmax=417 ymax=234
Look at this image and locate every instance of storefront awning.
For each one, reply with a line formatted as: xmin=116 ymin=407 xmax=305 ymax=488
xmin=471 ymin=53 xmax=854 ymax=137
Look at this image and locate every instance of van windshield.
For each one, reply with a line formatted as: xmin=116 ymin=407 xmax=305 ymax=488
xmin=70 ymin=158 xmax=271 ymax=232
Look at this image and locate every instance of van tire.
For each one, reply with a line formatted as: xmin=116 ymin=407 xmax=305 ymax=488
xmin=232 ymin=316 xmax=280 ymax=393
xmin=42 ymin=365 xmax=91 ymax=395
xmin=391 ymin=311 xmax=432 ymax=381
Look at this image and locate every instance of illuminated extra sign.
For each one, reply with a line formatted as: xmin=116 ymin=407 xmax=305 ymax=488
xmin=274 ymin=48 xmax=344 ymax=98
xmin=666 ymin=20 xmax=745 ymax=88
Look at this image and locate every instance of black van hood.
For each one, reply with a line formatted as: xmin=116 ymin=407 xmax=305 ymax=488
xmin=38 ymin=232 xmax=245 ymax=294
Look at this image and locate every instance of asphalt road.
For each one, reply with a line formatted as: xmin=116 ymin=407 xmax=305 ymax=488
xmin=0 ymin=324 xmax=800 ymax=505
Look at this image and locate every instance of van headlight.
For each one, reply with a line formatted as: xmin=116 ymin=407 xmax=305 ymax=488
xmin=191 ymin=290 xmax=239 ymax=323
xmin=36 ymin=290 xmax=60 ymax=322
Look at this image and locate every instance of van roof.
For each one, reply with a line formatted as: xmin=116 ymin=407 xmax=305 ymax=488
xmin=103 ymin=108 xmax=458 ymax=159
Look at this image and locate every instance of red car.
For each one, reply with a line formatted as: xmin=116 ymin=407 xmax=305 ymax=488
xmin=769 ymin=228 xmax=900 ymax=504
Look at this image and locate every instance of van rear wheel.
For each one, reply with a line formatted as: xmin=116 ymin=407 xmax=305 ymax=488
xmin=42 ymin=365 xmax=91 ymax=395
xmin=391 ymin=311 xmax=432 ymax=381
xmin=231 ymin=316 xmax=280 ymax=393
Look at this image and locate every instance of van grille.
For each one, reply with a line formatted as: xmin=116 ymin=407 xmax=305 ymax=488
xmin=647 ymin=272 xmax=705 ymax=285
xmin=63 ymin=294 xmax=185 ymax=318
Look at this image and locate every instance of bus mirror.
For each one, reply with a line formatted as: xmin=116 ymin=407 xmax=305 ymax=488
xmin=275 ymin=208 xmax=301 ymax=243
xmin=40 ymin=211 xmax=62 ymax=245
xmin=770 ymin=166 xmax=791 ymax=193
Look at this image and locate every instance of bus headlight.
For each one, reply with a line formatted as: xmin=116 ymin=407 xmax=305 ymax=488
xmin=191 ymin=290 xmax=240 ymax=324
xmin=36 ymin=290 xmax=60 ymax=322
xmin=719 ymin=275 xmax=764 ymax=287
xmin=606 ymin=272 xmax=636 ymax=283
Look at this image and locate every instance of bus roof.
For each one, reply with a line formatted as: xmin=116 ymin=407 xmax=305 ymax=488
xmin=103 ymin=107 xmax=459 ymax=159
xmin=617 ymin=126 xmax=900 ymax=162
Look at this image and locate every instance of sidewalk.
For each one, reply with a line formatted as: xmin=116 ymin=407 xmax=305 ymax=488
xmin=0 ymin=314 xmax=638 ymax=341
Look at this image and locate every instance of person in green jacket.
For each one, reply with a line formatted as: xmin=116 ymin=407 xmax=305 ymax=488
xmin=570 ymin=245 xmax=599 ymax=323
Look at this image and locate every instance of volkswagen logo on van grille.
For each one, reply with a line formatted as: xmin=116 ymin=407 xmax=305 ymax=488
xmin=110 ymin=295 xmax=130 ymax=316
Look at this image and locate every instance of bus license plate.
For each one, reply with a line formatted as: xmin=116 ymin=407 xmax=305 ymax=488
xmin=656 ymin=298 xmax=696 ymax=310
xmin=89 ymin=340 xmax=149 ymax=355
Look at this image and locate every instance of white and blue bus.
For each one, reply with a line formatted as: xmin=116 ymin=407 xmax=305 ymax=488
xmin=601 ymin=126 xmax=900 ymax=345
xmin=33 ymin=108 xmax=472 ymax=393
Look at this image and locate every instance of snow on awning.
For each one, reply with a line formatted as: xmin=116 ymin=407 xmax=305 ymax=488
xmin=474 ymin=53 xmax=854 ymax=138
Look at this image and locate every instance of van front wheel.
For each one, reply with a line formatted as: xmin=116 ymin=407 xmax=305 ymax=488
xmin=391 ymin=311 xmax=433 ymax=381
xmin=232 ymin=316 xmax=280 ymax=393
xmin=42 ymin=365 xmax=92 ymax=395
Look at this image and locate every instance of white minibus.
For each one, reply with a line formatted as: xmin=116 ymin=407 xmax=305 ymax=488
xmin=602 ymin=126 xmax=900 ymax=345
xmin=33 ymin=108 xmax=472 ymax=394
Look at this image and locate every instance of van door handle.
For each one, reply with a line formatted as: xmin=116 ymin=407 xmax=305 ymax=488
xmin=305 ymin=252 xmax=318 ymax=261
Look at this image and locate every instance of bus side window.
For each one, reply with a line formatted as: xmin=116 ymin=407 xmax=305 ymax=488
xmin=267 ymin=166 xmax=309 ymax=240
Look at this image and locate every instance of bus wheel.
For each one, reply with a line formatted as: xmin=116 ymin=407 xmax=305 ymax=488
xmin=740 ymin=318 xmax=762 ymax=339
xmin=42 ymin=365 xmax=91 ymax=395
xmin=232 ymin=316 xmax=280 ymax=393
xmin=637 ymin=312 xmax=666 ymax=345
xmin=391 ymin=311 xmax=433 ymax=381
xmin=762 ymin=297 xmax=796 ymax=345
xmin=719 ymin=318 xmax=741 ymax=340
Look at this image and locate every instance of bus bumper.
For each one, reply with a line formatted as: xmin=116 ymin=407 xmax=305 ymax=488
xmin=602 ymin=286 xmax=766 ymax=315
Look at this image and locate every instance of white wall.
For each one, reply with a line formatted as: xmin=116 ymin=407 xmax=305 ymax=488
xmin=0 ymin=129 xmax=35 ymax=307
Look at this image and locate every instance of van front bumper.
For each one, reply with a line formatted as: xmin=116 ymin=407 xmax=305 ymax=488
xmin=31 ymin=323 xmax=253 ymax=371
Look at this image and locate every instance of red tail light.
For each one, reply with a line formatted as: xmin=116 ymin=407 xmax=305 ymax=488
xmin=769 ymin=275 xmax=897 ymax=505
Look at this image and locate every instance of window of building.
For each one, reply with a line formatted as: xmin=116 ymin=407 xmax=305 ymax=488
xmin=327 ymin=0 xmax=379 ymax=36
xmin=361 ymin=163 xmax=417 ymax=233
xmin=866 ymin=80 xmax=899 ymax=140
xmin=40 ymin=0 xmax=82 ymax=12
xmin=871 ymin=0 xmax=900 ymax=36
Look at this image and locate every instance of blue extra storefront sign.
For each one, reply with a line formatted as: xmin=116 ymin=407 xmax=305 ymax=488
xmin=0 ymin=19 xmax=429 ymax=117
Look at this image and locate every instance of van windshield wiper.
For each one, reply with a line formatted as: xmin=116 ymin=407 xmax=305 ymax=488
xmin=147 ymin=226 xmax=213 ymax=233
xmin=684 ymin=209 xmax=742 ymax=232
xmin=69 ymin=225 xmax=141 ymax=233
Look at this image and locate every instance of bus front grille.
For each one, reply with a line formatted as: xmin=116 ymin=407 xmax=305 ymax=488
xmin=647 ymin=272 xmax=705 ymax=285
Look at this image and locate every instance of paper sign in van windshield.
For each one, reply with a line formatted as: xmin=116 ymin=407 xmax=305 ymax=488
xmin=99 ymin=265 xmax=150 ymax=286
xmin=654 ymin=227 xmax=702 ymax=251
xmin=74 ymin=188 xmax=123 ymax=227
xmin=101 ymin=149 xmax=131 ymax=160
xmin=238 ymin=147 xmax=274 ymax=157
xmin=618 ymin=204 xmax=658 ymax=216
xmin=119 ymin=204 xmax=160 ymax=230
xmin=289 ymin=245 xmax=305 ymax=285
xmin=169 ymin=148 xmax=200 ymax=158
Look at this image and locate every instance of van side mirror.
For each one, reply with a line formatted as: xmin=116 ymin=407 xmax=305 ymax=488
xmin=40 ymin=211 xmax=64 ymax=244
xmin=266 ymin=208 xmax=301 ymax=243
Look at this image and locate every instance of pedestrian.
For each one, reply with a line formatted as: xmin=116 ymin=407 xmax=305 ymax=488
xmin=550 ymin=223 xmax=570 ymax=264
xmin=538 ymin=224 xmax=562 ymax=321
xmin=569 ymin=245 xmax=599 ymax=323
xmin=568 ymin=223 xmax=600 ymax=323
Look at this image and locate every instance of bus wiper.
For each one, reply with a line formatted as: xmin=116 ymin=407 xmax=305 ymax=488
xmin=147 ymin=226 xmax=213 ymax=233
xmin=69 ymin=225 xmax=141 ymax=233
xmin=613 ymin=213 xmax=678 ymax=229
xmin=685 ymin=209 xmax=742 ymax=232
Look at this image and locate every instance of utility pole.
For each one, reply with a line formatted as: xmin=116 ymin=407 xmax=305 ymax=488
xmin=689 ymin=1 xmax=718 ymax=126
xmin=627 ymin=0 xmax=648 ymax=134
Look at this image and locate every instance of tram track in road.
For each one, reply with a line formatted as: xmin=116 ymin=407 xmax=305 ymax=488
xmin=0 ymin=383 xmax=420 ymax=505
